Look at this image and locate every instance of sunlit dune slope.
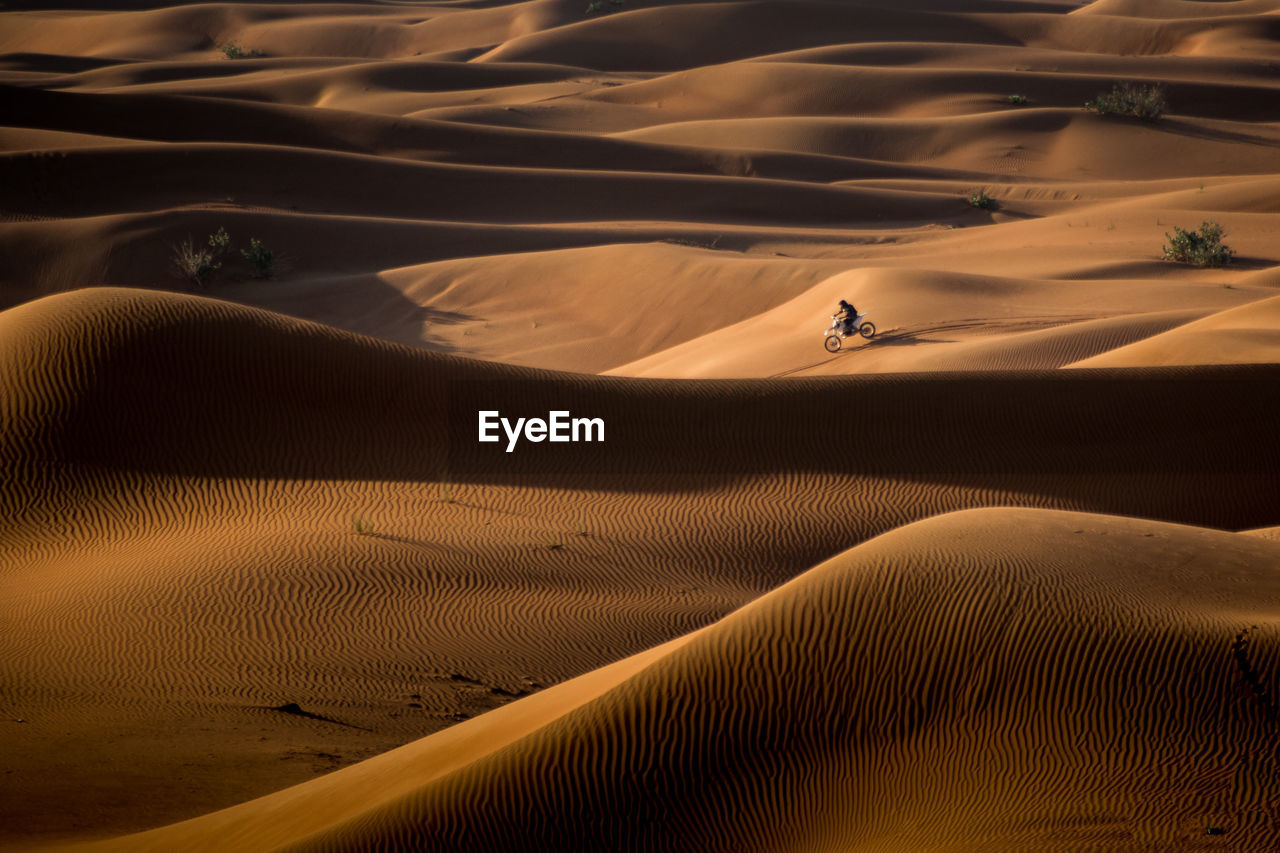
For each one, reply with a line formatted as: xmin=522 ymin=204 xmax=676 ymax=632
xmin=1069 ymin=291 xmax=1280 ymax=368
xmin=607 ymin=265 xmax=1275 ymax=378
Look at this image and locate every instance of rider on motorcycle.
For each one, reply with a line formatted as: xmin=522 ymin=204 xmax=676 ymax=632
xmin=836 ymin=299 xmax=859 ymax=335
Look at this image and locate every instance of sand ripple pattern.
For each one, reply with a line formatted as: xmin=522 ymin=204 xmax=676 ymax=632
xmin=86 ymin=509 xmax=1280 ymax=853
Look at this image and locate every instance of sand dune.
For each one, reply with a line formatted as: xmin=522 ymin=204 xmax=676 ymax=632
xmin=4 ymin=0 xmax=1280 ymax=376
xmin=69 ymin=508 xmax=1280 ymax=852
xmin=3 ymin=0 xmax=1280 ymax=847
xmin=1070 ymin=292 xmax=1280 ymax=367
xmin=607 ymin=266 xmax=1262 ymax=377
xmin=5 ymin=287 xmax=1280 ymax=845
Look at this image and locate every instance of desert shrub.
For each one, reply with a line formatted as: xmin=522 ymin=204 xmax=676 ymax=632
xmin=1163 ymin=221 xmax=1234 ymax=267
xmin=968 ymin=190 xmax=996 ymax=210
xmin=173 ymin=238 xmax=218 ymax=287
xmin=241 ymin=237 xmax=275 ymax=278
xmin=172 ymin=227 xmax=231 ymax=287
xmin=585 ymin=0 xmax=623 ymax=14
xmin=209 ymin=226 xmax=231 ymax=255
xmin=1006 ymin=94 xmax=1027 ymax=105
xmin=1085 ymin=83 xmax=1166 ymax=121
xmin=221 ymin=43 xmax=264 ymax=59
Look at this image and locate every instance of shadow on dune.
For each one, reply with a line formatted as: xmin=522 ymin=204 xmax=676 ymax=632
xmin=855 ymin=329 xmax=959 ymax=347
xmin=0 ymin=52 xmax=123 ymax=73
xmin=1158 ymin=117 xmax=1280 ymax=150
xmin=3 ymin=288 xmax=1279 ymax=529
xmin=221 ymin=274 xmax=482 ymax=356
xmin=1217 ymin=257 xmax=1280 ymax=272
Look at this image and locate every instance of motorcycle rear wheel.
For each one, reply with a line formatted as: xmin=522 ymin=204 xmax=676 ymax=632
xmin=858 ymin=322 xmax=876 ymax=339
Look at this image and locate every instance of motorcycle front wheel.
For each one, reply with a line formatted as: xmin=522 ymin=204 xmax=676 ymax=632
xmin=859 ymin=322 xmax=876 ymax=339
xmin=824 ymin=335 xmax=842 ymax=353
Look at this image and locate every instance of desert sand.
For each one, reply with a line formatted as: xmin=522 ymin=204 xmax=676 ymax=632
xmin=2 ymin=0 xmax=1279 ymax=850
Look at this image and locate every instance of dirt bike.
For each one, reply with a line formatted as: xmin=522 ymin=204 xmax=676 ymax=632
xmin=823 ymin=312 xmax=876 ymax=352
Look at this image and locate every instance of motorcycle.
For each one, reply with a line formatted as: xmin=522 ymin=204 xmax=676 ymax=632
xmin=823 ymin=312 xmax=876 ymax=352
